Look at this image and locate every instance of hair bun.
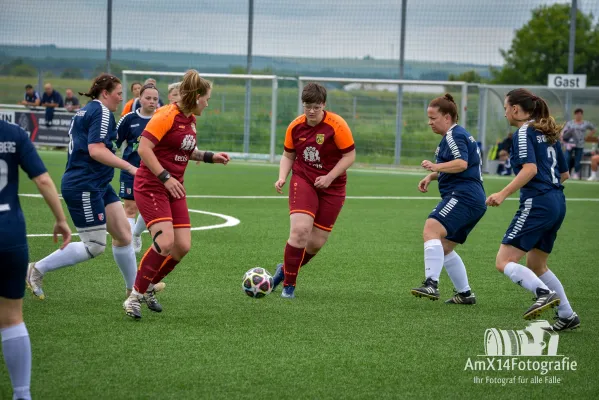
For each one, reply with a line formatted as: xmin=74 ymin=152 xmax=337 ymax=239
xmin=444 ymin=93 xmax=455 ymax=104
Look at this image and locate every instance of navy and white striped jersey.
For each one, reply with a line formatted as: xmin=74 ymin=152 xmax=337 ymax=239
xmin=62 ymin=100 xmax=117 ymax=191
xmin=115 ymin=109 xmax=152 ymax=177
xmin=0 ymin=121 xmax=47 ymax=250
xmin=510 ymin=123 xmax=568 ymax=200
xmin=435 ymin=124 xmax=485 ymax=204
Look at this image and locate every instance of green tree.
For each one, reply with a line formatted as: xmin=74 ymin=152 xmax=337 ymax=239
xmin=492 ymin=4 xmax=599 ymax=85
xmin=449 ymin=70 xmax=485 ymax=83
xmin=11 ymin=64 xmax=38 ymax=77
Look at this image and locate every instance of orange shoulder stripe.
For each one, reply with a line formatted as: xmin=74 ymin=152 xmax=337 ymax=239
xmin=144 ymin=104 xmax=180 ymax=142
xmin=325 ymin=112 xmax=355 ymax=151
xmin=284 ymin=115 xmax=306 ymax=151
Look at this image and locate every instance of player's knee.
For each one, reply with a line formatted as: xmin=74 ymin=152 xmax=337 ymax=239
xmin=79 ymin=228 xmax=107 ymax=258
xmin=172 ymin=241 xmax=191 ymax=259
xmin=123 ymin=203 xmax=138 ymax=218
xmin=290 ymin=225 xmax=311 ymax=245
xmin=0 ymin=304 xmax=23 ymax=329
xmin=495 ymin=256 xmax=507 ymax=273
xmin=153 ymin=232 xmax=174 ymax=256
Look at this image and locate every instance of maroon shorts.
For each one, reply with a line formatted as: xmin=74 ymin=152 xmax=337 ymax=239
xmin=134 ymin=176 xmax=190 ymax=230
xmin=289 ymin=174 xmax=345 ymax=232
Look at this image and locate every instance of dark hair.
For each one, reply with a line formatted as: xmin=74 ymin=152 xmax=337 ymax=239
xmin=25 ymin=84 xmax=33 ymax=89
xmin=574 ymin=108 xmax=583 ymax=114
xmin=178 ymin=69 xmax=212 ymax=114
xmin=429 ymin=93 xmax=459 ymax=123
xmin=505 ymin=88 xmax=562 ymax=144
xmin=79 ymin=73 xmax=121 ymax=99
xmin=302 ymin=83 xmax=327 ymax=104
xmin=139 ymin=83 xmax=158 ymax=97
xmin=130 ymin=81 xmax=142 ymax=91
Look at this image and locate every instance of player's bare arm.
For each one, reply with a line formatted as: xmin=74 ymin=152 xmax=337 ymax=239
xmin=190 ymin=148 xmax=231 ymax=165
xmin=421 ymin=159 xmax=467 ymax=174
xmin=275 ymin=151 xmax=295 ymax=194
xmin=88 ymin=143 xmax=137 ymax=176
xmin=314 ymin=149 xmax=355 ymax=189
xmin=486 ymin=163 xmax=537 ymax=207
xmin=418 ymin=172 xmax=438 ymax=193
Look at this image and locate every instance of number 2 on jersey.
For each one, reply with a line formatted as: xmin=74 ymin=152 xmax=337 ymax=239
xmin=547 ymin=147 xmax=559 ymax=184
xmin=0 ymin=159 xmax=10 ymax=212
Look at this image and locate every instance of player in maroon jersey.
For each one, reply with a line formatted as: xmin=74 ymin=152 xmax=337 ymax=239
xmin=123 ymin=69 xmax=230 ymax=319
xmin=272 ymin=83 xmax=356 ymax=298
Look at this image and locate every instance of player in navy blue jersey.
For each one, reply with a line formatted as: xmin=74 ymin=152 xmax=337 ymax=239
xmin=116 ymin=84 xmax=159 ymax=254
xmin=26 ymin=74 xmax=140 ymax=303
xmin=412 ymin=94 xmax=486 ymax=304
xmin=486 ymin=89 xmax=579 ymax=330
xmin=0 ymin=120 xmax=71 ymax=400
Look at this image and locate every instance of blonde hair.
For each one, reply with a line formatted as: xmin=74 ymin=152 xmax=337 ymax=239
xmin=178 ymin=70 xmax=211 ymax=114
xmin=168 ymin=82 xmax=181 ymax=94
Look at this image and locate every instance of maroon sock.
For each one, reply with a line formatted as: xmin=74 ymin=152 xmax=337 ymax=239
xmin=283 ymin=243 xmax=305 ymax=287
xmin=134 ymin=248 xmax=166 ymax=293
xmin=151 ymin=256 xmax=180 ymax=284
xmin=300 ymin=252 xmax=315 ymax=267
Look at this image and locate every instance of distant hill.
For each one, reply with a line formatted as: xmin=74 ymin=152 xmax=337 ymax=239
xmin=0 ymin=44 xmax=495 ymax=81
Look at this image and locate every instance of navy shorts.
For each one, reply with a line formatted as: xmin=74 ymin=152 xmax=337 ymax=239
xmin=502 ymin=190 xmax=566 ymax=254
xmin=0 ymin=246 xmax=29 ymax=299
xmin=62 ymin=186 xmax=121 ymax=228
xmin=119 ymin=174 xmax=135 ymax=200
xmin=428 ymin=196 xmax=486 ymax=244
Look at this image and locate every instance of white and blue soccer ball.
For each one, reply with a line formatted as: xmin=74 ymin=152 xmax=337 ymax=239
xmin=242 ymin=267 xmax=274 ymax=298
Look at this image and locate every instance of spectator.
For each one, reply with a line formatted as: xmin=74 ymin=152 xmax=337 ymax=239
xmin=496 ymin=149 xmax=512 ymax=176
xmin=64 ymin=89 xmax=80 ymax=112
xmin=20 ymin=84 xmax=40 ymax=107
xmin=40 ymin=83 xmax=64 ymax=127
xmin=499 ymin=131 xmax=513 ymax=156
xmin=561 ymin=108 xmax=596 ymax=179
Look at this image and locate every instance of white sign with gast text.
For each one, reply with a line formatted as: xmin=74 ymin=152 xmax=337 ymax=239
xmin=547 ymin=74 xmax=587 ymax=89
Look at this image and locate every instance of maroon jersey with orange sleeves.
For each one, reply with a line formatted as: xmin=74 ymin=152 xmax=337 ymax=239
xmin=284 ymin=111 xmax=355 ymax=195
xmin=137 ymin=103 xmax=197 ymax=184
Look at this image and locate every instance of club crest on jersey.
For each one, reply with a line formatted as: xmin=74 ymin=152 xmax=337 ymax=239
xmin=180 ymin=134 xmax=196 ymax=151
xmin=126 ymin=188 xmax=132 ymax=195
xmin=316 ymin=133 xmax=325 ymax=145
xmin=98 ymin=213 xmax=104 ymax=221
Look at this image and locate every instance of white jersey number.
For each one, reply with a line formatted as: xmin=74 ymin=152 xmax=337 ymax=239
xmin=0 ymin=159 xmax=10 ymax=212
xmin=67 ymin=120 xmax=74 ymax=155
xmin=547 ymin=147 xmax=559 ymax=184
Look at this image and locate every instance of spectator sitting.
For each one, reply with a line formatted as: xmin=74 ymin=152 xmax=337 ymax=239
xmin=64 ymin=89 xmax=80 ymax=112
xmin=496 ymin=149 xmax=512 ymax=176
xmin=20 ymin=84 xmax=41 ymax=107
xmin=41 ymin=83 xmax=64 ymax=127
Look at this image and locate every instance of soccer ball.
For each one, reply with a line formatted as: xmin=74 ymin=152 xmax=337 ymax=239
xmin=242 ymin=267 xmax=274 ymax=298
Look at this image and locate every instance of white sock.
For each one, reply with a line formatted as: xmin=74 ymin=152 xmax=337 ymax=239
xmin=591 ymin=171 xmax=597 ymax=179
xmin=424 ymin=239 xmax=444 ymax=282
xmin=132 ymin=214 xmax=147 ymax=237
xmin=444 ymin=251 xmax=471 ymax=293
xmin=504 ymin=262 xmax=549 ymax=294
xmin=127 ymin=217 xmax=135 ymax=232
xmin=112 ymin=244 xmax=137 ymax=290
xmin=539 ymin=269 xmax=574 ymax=318
xmin=35 ymin=242 xmax=92 ymax=274
xmin=1 ymin=323 xmax=31 ymax=400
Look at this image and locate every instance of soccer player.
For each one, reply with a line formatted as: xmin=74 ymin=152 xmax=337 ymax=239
xmin=271 ymin=82 xmax=356 ymax=299
xmin=486 ymin=89 xmax=579 ymax=330
xmin=121 ymin=81 xmax=142 ymax=118
xmin=167 ymin=82 xmax=181 ymax=104
xmin=123 ymin=69 xmax=230 ymax=319
xmin=1 ymin=120 xmax=71 ymax=400
xmin=411 ymin=94 xmax=486 ymax=304
xmin=26 ymin=74 xmax=139 ymax=302
xmin=132 ymin=78 xmax=164 ymax=112
xmin=588 ymin=150 xmax=599 ymax=181
xmin=116 ymin=83 xmax=159 ymax=253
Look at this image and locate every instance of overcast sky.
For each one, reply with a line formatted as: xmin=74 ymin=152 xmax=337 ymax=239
xmin=1 ymin=0 xmax=598 ymax=65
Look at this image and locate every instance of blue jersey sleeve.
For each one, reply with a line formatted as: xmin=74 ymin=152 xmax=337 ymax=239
xmin=88 ymin=104 xmax=111 ymax=144
xmin=17 ymin=128 xmax=47 ymax=179
xmin=445 ymin=132 xmax=469 ymax=162
xmin=115 ymin=114 xmax=131 ymax=148
xmin=513 ymin=130 xmax=536 ymax=166
xmin=555 ymin=142 xmax=568 ymax=174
